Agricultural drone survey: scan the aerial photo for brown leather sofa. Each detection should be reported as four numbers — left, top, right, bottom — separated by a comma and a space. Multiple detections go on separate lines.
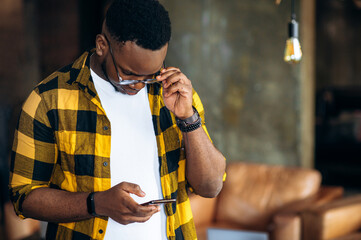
190, 162, 361, 240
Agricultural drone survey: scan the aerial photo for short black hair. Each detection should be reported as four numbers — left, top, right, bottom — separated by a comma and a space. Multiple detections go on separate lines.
105, 0, 171, 50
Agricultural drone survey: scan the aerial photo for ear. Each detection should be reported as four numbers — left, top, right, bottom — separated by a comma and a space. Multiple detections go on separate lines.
95, 34, 108, 57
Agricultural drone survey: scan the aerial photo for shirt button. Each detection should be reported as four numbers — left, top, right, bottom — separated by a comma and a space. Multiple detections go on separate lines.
103, 126, 109, 131
99, 229, 103, 234
103, 162, 108, 167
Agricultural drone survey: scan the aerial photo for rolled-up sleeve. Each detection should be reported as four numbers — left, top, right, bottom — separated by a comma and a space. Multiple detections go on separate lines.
9, 89, 57, 218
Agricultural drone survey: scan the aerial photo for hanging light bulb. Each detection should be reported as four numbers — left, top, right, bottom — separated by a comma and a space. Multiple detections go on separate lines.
284, 0, 302, 63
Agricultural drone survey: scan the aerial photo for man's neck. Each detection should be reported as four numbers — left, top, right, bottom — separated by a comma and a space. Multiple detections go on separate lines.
90, 54, 106, 81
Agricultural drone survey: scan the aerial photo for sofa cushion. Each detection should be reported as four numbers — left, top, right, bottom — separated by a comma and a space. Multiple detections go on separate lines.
215, 162, 321, 230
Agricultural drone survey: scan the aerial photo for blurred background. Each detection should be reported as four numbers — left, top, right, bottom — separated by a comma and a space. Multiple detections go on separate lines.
0, 0, 360, 239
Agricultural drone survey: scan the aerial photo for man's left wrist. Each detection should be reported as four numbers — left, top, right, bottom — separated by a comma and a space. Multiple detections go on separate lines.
87, 192, 100, 217
176, 108, 195, 120
176, 106, 202, 133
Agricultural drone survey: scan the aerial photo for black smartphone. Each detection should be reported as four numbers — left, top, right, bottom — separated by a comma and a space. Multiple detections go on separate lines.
141, 198, 176, 206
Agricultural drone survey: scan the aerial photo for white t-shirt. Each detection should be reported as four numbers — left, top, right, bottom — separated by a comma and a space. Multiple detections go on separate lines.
91, 69, 167, 240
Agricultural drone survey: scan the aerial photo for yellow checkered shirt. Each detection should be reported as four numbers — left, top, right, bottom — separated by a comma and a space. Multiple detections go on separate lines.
9, 50, 213, 239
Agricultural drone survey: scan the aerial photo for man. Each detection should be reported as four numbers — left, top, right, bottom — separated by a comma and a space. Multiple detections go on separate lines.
9, 0, 226, 239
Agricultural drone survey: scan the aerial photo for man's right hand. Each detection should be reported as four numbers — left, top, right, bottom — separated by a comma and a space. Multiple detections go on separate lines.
94, 182, 160, 225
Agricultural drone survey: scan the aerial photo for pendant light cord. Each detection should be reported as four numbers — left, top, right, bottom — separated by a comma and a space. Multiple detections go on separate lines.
291, 0, 296, 20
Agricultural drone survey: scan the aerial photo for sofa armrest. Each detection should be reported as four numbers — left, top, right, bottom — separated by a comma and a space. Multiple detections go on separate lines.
268, 186, 343, 240
270, 213, 301, 240
302, 194, 361, 240
312, 186, 344, 206
189, 193, 218, 227
276, 186, 344, 214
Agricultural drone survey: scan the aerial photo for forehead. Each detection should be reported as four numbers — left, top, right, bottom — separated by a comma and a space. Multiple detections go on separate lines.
113, 41, 168, 75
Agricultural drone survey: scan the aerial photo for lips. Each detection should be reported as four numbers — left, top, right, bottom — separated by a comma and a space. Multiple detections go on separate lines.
122, 85, 142, 95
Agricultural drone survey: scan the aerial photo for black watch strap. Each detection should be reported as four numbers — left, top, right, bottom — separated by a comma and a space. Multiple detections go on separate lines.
176, 106, 202, 133
87, 192, 99, 217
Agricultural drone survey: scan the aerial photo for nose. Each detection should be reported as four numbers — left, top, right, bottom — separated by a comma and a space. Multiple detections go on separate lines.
129, 82, 146, 90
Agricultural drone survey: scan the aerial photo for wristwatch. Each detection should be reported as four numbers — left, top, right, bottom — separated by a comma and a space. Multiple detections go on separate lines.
87, 192, 99, 217
176, 106, 202, 133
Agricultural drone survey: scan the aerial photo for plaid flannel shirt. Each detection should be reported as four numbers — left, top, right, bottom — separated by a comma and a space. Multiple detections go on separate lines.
9, 50, 216, 239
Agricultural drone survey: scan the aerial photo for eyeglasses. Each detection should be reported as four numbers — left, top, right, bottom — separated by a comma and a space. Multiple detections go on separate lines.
103, 34, 165, 86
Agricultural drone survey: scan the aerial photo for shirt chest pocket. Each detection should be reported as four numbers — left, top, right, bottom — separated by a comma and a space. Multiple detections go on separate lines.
56, 131, 96, 156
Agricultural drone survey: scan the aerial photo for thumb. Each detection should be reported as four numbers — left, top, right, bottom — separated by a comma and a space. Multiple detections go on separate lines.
121, 182, 146, 197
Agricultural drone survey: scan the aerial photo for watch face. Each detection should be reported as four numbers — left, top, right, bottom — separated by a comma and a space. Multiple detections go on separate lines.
176, 107, 202, 132
176, 115, 202, 132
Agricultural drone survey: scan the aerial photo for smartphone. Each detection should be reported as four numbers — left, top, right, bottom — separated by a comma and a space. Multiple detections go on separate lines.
141, 198, 176, 206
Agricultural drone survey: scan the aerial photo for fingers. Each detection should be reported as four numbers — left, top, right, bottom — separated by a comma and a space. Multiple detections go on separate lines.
159, 66, 194, 118
134, 204, 161, 217
163, 81, 192, 98
157, 67, 181, 81
162, 70, 192, 97
161, 66, 181, 75
117, 182, 150, 213
157, 68, 190, 88
120, 182, 145, 197
125, 201, 160, 217
123, 197, 157, 215
120, 206, 160, 225
101, 182, 163, 225
116, 191, 161, 225
112, 182, 161, 224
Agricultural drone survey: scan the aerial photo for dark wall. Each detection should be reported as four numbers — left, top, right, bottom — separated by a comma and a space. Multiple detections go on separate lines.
37, 0, 80, 78
315, 0, 361, 187
0, 0, 38, 106
0, 1, 83, 215
316, 0, 361, 89
160, 0, 302, 165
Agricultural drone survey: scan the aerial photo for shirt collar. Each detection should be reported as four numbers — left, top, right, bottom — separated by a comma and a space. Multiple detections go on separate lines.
67, 49, 98, 98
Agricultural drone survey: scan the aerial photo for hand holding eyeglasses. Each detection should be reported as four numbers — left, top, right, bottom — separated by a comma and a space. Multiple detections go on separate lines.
158, 67, 194, 120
